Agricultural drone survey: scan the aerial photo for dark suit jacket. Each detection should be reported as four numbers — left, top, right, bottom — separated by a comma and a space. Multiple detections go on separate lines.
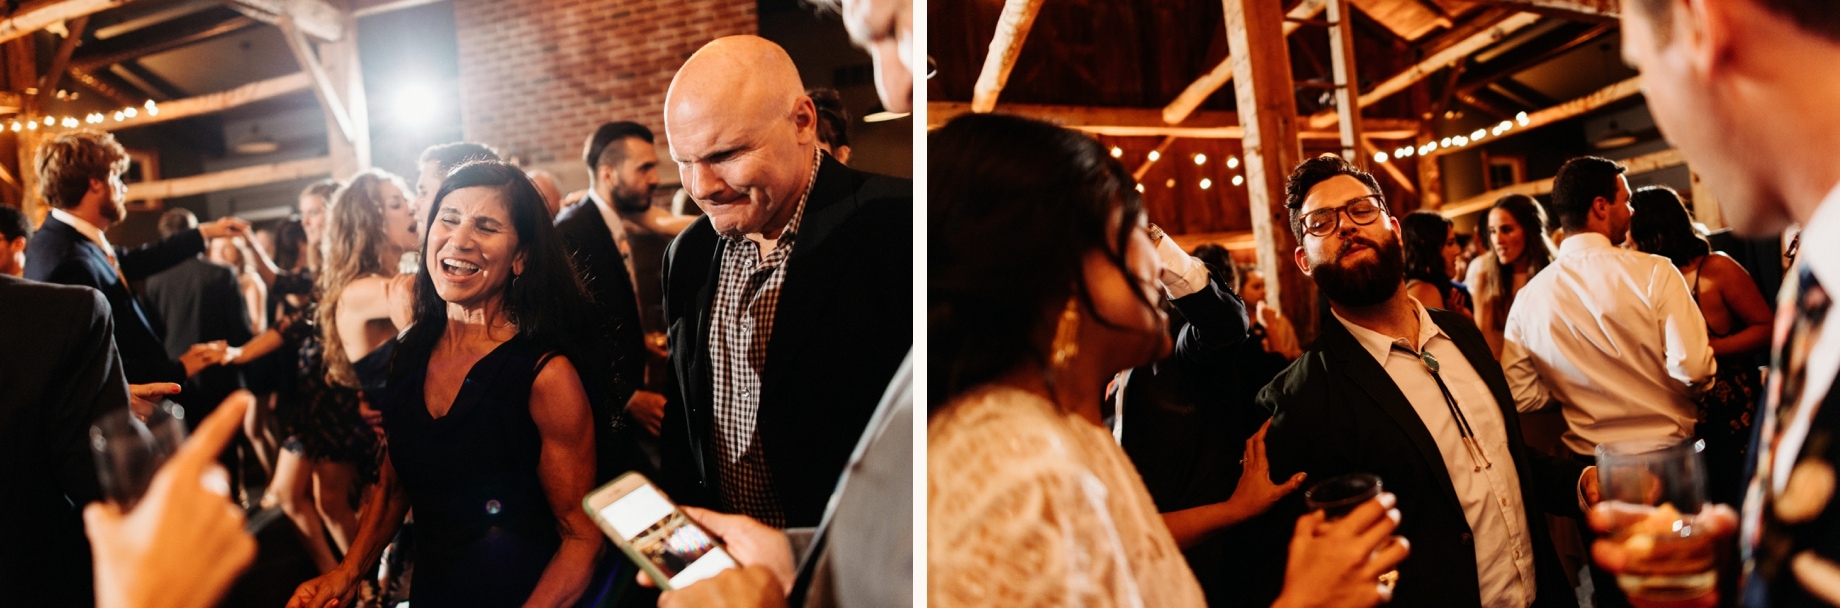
660, 156, 911, 527
141, 256, 253, 417
0, 274, 131, 606
25, 215, 205, 384
555, 197, 648, 480
1257, 308, 1586, 607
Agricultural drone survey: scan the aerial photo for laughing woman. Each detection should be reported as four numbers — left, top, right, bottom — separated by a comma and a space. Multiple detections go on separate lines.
289, 161, 604, 607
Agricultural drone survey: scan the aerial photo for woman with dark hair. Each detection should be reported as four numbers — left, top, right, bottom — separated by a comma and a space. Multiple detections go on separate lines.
929, 113, 1406, 607
1465, 193, 1557, 357
290, 160, 603, 607
809, 87, 852, 165
1401, 210, 1472, 317
1629, 185, 1771, 504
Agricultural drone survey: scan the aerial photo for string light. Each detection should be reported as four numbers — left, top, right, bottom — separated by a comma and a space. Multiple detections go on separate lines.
1111, 146, 1123, 158
1515, 111, 1530, 126
1193, 153, 1207, 165
1165, 178, 1176, 188
1199, 178, 1213, 190
1471, 129, 1487, 141
1226, 156, 1240, 169
1148, 150, 1161, 162
1231, 175, 1245, 187
1136, 183, 1145, 193
1373, 151, 1389, 163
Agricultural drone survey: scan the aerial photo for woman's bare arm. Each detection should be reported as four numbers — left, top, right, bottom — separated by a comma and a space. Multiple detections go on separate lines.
522, 355, 603, 608
286, 455, 411, 608
1706, 254, 1773, 357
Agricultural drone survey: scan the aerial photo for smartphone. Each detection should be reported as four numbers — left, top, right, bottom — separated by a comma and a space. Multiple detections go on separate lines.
583, 472, 738, 591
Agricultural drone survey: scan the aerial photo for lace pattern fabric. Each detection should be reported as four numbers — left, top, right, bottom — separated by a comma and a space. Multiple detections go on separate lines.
928, 385, 1204, 607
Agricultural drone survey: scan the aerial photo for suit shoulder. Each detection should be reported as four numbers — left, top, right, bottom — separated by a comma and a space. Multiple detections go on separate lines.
663, 216, 717, 269
0, 275, 108, 322
1257, 351, 1330, 410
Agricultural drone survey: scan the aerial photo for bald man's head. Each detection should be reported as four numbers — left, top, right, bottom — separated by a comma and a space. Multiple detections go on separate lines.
664, 36, 820, 240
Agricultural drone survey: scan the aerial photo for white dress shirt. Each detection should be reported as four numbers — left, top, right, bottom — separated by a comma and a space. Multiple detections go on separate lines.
1335, 300, 1537, 608
1765, 183, 1840, 493
1501, 232, 1717, 456
50, 207, 115, 258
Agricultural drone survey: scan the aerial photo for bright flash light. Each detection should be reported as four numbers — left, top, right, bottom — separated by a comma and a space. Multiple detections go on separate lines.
394, 84, 441, 127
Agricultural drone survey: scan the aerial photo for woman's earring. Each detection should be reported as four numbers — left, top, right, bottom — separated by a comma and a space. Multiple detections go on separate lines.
1050, 297, 1080, 369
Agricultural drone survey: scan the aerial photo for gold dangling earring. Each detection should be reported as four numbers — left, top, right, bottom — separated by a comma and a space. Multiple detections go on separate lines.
1050, 296, 1080, 369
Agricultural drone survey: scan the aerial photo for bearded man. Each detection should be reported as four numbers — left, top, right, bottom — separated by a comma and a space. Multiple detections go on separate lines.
1252, 155, 1595, 608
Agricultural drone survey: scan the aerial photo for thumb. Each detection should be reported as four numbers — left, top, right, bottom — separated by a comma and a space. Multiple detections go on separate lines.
1279, 473, 1308, 494
82, 502, 120, 542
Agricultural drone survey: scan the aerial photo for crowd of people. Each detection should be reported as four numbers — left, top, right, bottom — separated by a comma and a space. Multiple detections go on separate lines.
927, 1, 1839, 607
1, 0, 915, 602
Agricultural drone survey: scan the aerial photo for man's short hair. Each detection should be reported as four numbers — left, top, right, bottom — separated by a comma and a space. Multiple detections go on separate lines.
1550, 156, 1627, 231
36, 130, 129, 210
809, 87, 851, 150
418, 142, 501, 174
158, 207, 197, 238
583, 121, 656, 173
301, 178, 340, 202
0, 204, 30, 242
1283, 154, 1382, 241
1633, 0, 1840, 44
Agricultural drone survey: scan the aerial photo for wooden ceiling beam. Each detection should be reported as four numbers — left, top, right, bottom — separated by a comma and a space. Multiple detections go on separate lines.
1161, 0, 1326, 125
0, 0, 139, 46
1305, 11, 1542, 130
1429, 75, 1640, 157
125, 156, 331, 201
226, 0, 345, 41
279, 15, 356, 143
1438, 148, 1682, 218
71, 9, 257, 72
928, 102, 1420, 138
1456, 21, 1615, 96
37, 16, 88, 105
110, 72, 311, 131
969, 0, 1044, 114
1482, 0, 1617, 21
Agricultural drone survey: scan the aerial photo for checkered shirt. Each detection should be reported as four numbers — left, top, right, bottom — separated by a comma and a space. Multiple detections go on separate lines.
705, 148, 821, 527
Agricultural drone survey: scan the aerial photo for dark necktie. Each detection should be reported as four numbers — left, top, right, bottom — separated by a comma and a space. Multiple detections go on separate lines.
1741, 265, 1831, 591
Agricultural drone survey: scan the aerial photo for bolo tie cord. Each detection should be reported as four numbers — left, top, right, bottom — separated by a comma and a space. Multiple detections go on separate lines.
1393, 342, 1494, 472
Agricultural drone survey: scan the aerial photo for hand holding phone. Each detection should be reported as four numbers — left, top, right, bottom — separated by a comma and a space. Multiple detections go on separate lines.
584, 473, 741, 590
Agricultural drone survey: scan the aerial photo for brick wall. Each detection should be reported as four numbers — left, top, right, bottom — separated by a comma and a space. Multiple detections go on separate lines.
452, 0, 756, 187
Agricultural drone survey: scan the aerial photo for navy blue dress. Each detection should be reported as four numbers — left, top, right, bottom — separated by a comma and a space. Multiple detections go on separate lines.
377, 334, 562, 606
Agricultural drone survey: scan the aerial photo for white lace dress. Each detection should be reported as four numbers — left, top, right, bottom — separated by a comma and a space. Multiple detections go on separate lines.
928, 385, 1206, 607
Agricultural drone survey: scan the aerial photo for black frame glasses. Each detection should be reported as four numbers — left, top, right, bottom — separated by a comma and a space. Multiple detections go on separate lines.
1296, 195, 1387, 238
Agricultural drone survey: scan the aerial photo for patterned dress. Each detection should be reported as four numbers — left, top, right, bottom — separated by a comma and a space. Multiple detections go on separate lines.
273, 270, 379, 473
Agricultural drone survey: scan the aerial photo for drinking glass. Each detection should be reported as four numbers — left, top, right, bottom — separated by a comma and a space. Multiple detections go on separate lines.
90, 400, 187, 511
1596, 438, 1716, 603
1305, 473, 1382, 520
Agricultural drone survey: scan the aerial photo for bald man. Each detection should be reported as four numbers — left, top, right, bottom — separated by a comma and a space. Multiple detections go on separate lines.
657, 35, 911, 529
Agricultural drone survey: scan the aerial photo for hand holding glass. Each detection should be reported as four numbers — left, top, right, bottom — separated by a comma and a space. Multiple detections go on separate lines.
1595, 438, 1717, 605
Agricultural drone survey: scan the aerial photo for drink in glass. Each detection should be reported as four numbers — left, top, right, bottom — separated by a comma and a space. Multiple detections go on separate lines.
1596, 438, 1716, 604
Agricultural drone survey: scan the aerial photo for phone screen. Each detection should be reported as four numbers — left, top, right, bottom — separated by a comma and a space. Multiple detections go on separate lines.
598, 483, 737, 588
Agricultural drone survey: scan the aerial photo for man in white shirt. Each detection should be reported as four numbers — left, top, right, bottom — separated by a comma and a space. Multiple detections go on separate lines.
1262, 154, 1592, 607
1502, 156, 1717, 456
1501, 155, 1716, 607
1591, 1, 1840, 605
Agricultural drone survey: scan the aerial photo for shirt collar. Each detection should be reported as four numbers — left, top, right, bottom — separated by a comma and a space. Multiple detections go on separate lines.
1800, 181, 1840, 292
1557, 231, 1614, 256
50, 207, 113, 253
1332, 297, 1447, 365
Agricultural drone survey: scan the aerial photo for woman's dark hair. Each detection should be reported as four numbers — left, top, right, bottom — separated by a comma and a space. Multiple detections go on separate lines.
930, 113, 1147, 411
1190, 243, 1238, 294
1628, 185, 1710, 267
1476, 193, 1556, 326
392, 160, 597, 382
1401, 210, 1454, 284
272, 216, 309, 271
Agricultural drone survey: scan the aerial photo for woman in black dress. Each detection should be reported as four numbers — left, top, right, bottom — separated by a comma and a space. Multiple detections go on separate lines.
289, 161, 604, 606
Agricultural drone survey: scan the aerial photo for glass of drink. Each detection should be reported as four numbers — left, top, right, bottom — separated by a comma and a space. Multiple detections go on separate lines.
90, 400, 187, 511
1596, 438, 1716, 604
1305, 473, 1382, 520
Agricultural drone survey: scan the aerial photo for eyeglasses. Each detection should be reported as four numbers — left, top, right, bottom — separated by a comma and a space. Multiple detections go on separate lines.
1296, 195, 1387, 238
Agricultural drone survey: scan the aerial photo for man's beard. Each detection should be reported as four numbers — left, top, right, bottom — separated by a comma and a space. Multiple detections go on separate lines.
611, 184, 652, 214
1310, 234, 1405, 307
100, 196, 125, 224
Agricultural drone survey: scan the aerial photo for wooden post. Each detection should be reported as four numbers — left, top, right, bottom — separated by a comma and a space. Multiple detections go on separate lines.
9, 37, 38, 220
970, 0, 1044, 114
1305, 11, 1541, 130
283, 4, 369, 179
1162, 0, 1326, 125
1223, 0, 1313, 341
1691, 170, 1725, 230
1326, 0, 1363, 163
1417, 133, 1444, 209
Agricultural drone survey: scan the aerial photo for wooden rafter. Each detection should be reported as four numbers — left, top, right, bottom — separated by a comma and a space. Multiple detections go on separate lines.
1429, 76, 1641, 158
37, 15, 88, 103
1326, 0, 1363, 162
66, 66, 138, 106
227, 0, 345, 41
1484, 0, 1617, 21
1438, 148, 1684, 218
970, 0, 1045, 113
125, 156, 331, 201
1361, 137, 1416, 196
352, 0, 442, 17
111, 72, 312, 131
1305, 11, 1543, 130
1161, 0, 1325, 125
0, 0, 137, 46
1132, 135, 1178, 182
928, 102, 1419, 139
72, 11, 258, 72
279, 15, 356, 143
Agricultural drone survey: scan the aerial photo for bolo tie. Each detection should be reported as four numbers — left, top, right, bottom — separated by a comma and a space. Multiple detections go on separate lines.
1391, 340, 1494, 472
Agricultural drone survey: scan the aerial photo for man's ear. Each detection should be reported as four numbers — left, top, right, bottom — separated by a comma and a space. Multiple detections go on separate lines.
595, 164, 617, 187
791, 96, 818, 144
1592, 195, 1613, 222
87, 178, 108, 198
1293, 246, 1312, 277
1683, 0, 1734, 74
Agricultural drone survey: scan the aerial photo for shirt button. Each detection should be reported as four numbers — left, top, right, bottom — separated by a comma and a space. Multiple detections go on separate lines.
740, 389, 750, 397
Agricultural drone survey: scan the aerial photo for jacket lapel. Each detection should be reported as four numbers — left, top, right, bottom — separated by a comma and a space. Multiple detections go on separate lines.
1320, 317, 1468, 515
